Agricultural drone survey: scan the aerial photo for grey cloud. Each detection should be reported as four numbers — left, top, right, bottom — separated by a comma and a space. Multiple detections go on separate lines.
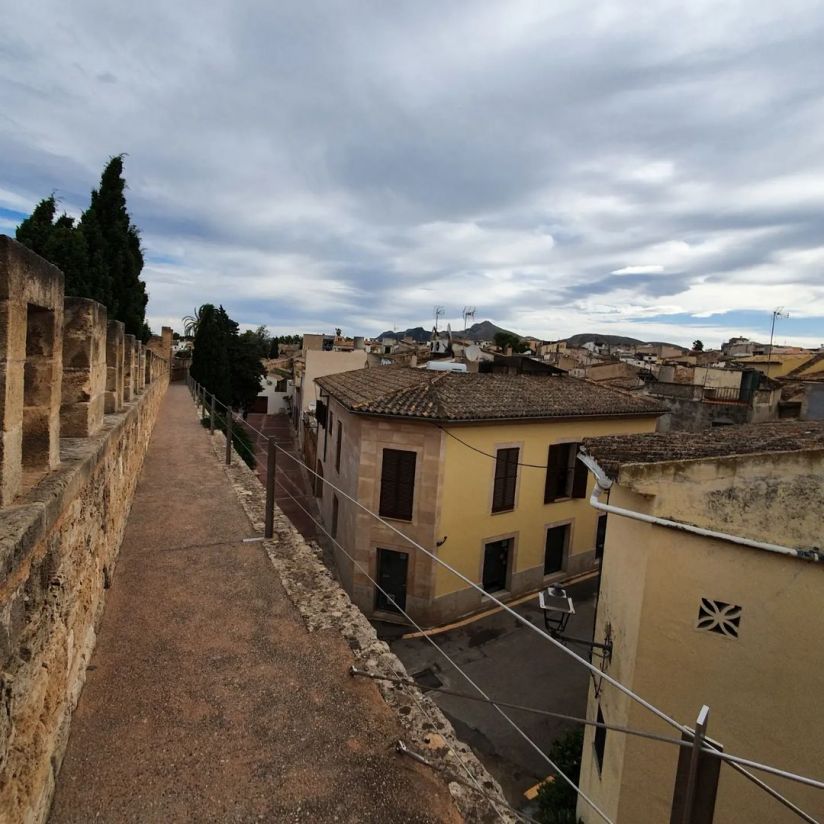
2, 0, 824, 345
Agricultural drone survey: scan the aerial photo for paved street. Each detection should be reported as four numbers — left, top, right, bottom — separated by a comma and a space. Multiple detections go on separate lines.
387, 577, 599, 807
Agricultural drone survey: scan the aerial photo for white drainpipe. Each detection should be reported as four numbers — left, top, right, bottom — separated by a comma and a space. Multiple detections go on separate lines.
577, 453, 822, 564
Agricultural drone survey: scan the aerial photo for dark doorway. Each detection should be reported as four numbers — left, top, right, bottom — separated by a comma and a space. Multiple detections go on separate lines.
376, 548, 408, 613
483, 538, 511, 593
249, 395, 268, 414
545, 524, 569, 574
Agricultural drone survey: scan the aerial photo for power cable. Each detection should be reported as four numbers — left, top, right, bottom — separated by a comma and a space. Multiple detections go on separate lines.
350, 669, 824, 791
268, 477, 532, 824
271, 469, 614, 823
192, 379, 824, 822
438, 425, 554, 469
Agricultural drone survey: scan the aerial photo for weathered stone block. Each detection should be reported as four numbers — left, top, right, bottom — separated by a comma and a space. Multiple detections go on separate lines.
123, 334, 135, 403
104, 321, 125, 414
0, 299, 27, 363
0, 365, 168, 823
61, 298, 107, 438
0, 426, 22, 505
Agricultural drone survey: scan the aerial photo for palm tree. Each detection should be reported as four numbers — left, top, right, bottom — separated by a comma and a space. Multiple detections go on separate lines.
182, 305, 206, 337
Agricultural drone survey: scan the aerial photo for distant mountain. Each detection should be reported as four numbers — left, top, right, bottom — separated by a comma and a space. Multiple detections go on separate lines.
564, 333, 686, 351
565, 333, 644, 348
376, 326, 431, 342
376, 320, 518, 343
457, 320, 518, 341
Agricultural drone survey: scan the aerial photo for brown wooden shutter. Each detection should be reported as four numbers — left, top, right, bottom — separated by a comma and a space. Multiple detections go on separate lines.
545, 444, 566, 502
571, 444, 588, 498
493, 447, 519, 512
380, 449, 416, 520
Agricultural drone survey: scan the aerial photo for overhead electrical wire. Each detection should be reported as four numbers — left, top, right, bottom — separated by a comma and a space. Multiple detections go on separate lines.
191, 379, 824, 823
270, 471, 572, 824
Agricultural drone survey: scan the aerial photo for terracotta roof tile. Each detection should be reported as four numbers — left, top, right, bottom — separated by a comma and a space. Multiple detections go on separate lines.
583, 420, 824, 479
315, 367, 666, 422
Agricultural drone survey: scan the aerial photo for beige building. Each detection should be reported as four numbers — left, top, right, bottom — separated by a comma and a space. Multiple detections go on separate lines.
292, 348, 367, 441
576, 421, 824, 823
313, 367, 663, 626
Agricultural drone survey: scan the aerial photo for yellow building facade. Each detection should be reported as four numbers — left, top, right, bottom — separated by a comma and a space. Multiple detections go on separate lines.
315, 367, 662, 626
577, 422, 824, 823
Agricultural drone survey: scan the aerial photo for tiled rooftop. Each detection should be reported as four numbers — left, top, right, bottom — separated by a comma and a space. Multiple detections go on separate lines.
583, 420, 824, 479
316, 367, 666, 422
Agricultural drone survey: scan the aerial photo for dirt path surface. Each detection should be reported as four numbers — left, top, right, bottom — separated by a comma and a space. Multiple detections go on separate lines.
49, 384, 462, 824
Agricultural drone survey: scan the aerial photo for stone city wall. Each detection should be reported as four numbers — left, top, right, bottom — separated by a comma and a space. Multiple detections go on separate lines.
0, 236, 172, 823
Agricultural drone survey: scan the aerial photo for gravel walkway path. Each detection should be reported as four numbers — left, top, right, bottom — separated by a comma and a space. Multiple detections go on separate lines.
49, 383, 461, 824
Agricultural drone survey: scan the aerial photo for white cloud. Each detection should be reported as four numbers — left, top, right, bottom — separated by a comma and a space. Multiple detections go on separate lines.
2, 0, 824, 347
611, 264, 665, 275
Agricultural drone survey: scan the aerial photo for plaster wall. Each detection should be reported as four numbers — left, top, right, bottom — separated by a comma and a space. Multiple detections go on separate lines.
299, 350, 367, 413
319, 403, 658, 626
578, 465, 824, 823
433, 416, 658, 622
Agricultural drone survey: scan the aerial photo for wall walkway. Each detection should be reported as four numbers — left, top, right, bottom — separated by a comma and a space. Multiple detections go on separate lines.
48, 384, 462, 823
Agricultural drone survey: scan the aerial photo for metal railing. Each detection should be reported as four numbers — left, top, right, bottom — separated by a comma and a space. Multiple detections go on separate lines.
183, 372, 824, 824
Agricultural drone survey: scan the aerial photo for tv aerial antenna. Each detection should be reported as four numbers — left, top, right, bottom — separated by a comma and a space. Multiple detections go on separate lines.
462, 306, 476, 331
434, 305, 445, 332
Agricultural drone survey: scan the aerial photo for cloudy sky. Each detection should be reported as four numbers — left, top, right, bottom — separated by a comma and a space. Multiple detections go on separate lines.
2, 1, 823, 347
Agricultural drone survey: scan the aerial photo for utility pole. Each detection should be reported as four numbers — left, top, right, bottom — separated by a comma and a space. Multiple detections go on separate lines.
767, 307, 789, 378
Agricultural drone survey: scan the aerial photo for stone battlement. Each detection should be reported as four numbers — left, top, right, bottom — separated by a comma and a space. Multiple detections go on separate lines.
0, 235, 171, 823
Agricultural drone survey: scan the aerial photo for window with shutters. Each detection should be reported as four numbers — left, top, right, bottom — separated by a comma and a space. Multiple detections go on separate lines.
379, 449, 416, 521
335, 420, 343, 472
492, 447, 519, 513
545, 442, 587, 502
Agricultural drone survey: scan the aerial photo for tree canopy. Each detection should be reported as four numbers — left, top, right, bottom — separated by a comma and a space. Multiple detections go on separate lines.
16, 156, 150, 340
692, 339, 705, 352
494, 330, 530, 354
188, 304, 265, 410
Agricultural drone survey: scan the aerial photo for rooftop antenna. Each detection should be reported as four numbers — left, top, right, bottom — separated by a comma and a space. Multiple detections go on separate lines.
434, 305, 445, 333
462, 306, 476, 332
767, 307, 789, 378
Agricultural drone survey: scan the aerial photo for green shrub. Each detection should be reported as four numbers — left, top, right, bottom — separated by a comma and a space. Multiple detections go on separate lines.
201, 415, 256, 470
535, 727, 585, 824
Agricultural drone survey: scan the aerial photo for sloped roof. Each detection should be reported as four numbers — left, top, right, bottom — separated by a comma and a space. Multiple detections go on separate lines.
583, 420, 824, 479
315, 367, 666, 423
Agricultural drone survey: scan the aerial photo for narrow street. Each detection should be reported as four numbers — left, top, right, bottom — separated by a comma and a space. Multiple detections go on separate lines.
387, 577, 599, 808
242, 411, 320, 541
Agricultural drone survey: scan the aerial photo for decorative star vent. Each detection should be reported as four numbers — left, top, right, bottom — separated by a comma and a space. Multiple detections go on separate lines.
696, 598, 742, 639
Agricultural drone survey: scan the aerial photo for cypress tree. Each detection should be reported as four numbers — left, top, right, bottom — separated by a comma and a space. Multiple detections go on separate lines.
16, 197, 91, 296
16, 196, 57, 255
190, 304, 233, 406
80, 156, 147, 336
16, 156, 149, 338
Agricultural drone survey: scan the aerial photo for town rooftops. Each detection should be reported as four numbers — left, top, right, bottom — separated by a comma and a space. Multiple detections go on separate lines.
583, 420, 824, 480
315, 366, 666, 423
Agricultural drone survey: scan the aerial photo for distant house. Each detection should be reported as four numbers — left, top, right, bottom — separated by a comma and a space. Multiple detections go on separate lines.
577, 422, 824, 824
313, 367, 664, 626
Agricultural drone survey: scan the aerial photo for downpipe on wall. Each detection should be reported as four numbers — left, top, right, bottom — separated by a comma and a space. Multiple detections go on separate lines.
577, 452, 821, 564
